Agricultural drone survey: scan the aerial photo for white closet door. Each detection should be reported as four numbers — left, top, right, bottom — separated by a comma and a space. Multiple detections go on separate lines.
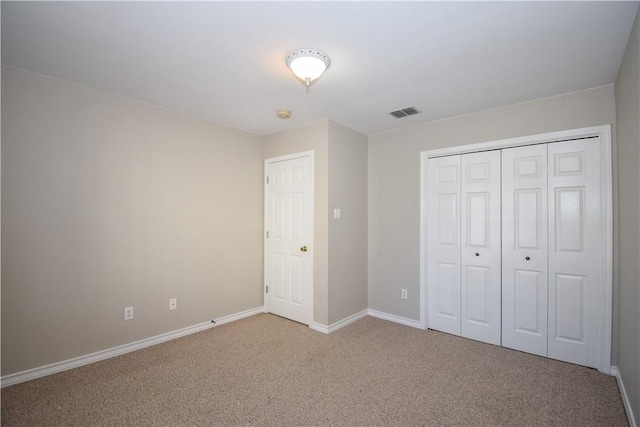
502, 144, 548, 356
460, 151, 502, 345
427, 155, 461, 335
547, 138, 601, 369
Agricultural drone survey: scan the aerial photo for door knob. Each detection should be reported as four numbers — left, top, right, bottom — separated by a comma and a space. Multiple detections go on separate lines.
301, 246, 308, 252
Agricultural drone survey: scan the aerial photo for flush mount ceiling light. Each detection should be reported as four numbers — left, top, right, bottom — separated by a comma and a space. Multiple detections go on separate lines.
286, 48, 331, 90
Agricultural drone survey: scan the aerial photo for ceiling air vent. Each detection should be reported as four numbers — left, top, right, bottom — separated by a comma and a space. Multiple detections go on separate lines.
388, 106, 421, 119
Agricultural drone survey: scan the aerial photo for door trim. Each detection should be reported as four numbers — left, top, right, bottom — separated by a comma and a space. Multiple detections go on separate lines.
420, 125, 613, 374
264, 150, 315, 326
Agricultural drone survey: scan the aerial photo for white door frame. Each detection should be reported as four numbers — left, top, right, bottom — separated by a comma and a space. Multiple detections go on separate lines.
264, 150, 315, 326
419, 125, 613, 374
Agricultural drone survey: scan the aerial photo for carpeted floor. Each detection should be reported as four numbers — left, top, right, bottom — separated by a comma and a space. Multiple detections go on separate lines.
1, 314, 628, 426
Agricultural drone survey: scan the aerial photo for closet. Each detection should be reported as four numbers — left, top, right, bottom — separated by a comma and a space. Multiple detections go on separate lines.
426, 136, 605, 370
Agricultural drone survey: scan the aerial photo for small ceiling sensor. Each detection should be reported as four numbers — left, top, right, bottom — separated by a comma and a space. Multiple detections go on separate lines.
277, 109, 291, 119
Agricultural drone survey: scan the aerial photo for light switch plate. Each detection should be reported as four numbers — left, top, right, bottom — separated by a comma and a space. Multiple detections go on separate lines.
333, 208, 341, 219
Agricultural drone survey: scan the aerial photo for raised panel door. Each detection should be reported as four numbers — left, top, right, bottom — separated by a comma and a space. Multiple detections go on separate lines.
502, 144, 548, 356
547, 138, 601, 369
460, 151, 501, 345
427, 155, 461, 335
265, 155, 312, 325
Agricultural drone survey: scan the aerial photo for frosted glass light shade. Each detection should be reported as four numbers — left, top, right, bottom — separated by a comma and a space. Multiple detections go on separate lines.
286, 49, 331, 88
289, 57, 326, 81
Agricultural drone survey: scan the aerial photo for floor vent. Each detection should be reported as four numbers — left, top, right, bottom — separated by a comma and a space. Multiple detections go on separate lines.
388, 106, 421, 119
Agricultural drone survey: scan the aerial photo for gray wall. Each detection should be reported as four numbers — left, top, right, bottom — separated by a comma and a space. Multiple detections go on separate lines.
368, 85, 617, 322
328, 121, 368, 325
1, 67, 265, 375
615, 6, 640, 422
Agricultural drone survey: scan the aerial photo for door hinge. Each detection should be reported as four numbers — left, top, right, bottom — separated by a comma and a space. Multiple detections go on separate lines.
266, 231, 269, 239
266, 176, 269, 184
265, 285, 269, 294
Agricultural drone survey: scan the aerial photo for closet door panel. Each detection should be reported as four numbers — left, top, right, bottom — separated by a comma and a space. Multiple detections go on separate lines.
547, 138, 601, 369
514, 269, 544, 334
461, 151, 501, 345
427, 155, 461, 335
502, 145, 548, 356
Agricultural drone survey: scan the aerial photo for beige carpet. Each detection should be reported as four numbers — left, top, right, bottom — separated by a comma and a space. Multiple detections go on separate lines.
1, 314, 628, 426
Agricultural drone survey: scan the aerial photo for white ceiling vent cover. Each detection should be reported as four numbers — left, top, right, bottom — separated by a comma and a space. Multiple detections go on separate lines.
388, 106, 421, 119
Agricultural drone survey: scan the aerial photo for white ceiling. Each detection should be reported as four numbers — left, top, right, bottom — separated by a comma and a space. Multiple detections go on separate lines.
2, 1, 638, 136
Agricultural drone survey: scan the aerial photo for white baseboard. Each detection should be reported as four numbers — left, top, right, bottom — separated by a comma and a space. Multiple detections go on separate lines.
611, 365, 638, 427
309, 309, 368, 334
214, 306, 265, 326
1, 306, 264, 388
367, 309, 423, 329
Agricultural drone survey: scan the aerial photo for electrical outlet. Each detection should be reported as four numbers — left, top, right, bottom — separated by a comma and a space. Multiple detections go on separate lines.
169, 298, 177, 310
401, 289, 408, 299
124, 306, 134, 320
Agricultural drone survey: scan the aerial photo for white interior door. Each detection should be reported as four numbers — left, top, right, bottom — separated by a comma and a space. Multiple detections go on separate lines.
265, 153, 312, 325
460, 151, 502, 345
502, 144, 548, 357
427, 155, 461, 335
547, 138, 601, 368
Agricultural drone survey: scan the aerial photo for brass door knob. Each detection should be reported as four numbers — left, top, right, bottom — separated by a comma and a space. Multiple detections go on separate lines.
301, 246, 308, 252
